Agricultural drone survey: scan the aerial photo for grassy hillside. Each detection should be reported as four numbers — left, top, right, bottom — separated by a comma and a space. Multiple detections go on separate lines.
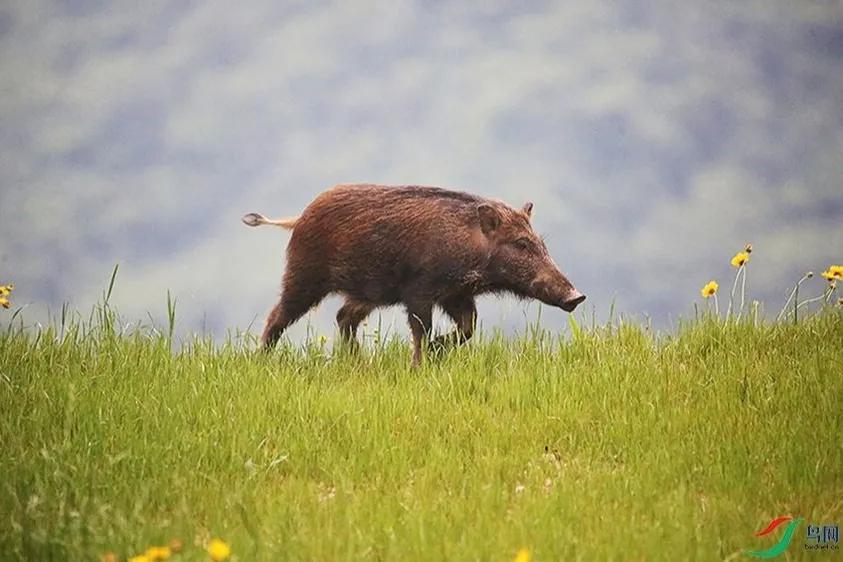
1, 307, 841, 561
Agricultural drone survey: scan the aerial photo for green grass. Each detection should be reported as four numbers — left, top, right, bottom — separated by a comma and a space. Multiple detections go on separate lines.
1, 305, 841, 561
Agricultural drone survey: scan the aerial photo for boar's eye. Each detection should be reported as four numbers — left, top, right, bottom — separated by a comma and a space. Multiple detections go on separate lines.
514, 238, 533, 252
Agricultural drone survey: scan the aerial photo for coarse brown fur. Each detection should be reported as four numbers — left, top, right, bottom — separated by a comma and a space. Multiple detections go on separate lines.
244, 184, 585, 365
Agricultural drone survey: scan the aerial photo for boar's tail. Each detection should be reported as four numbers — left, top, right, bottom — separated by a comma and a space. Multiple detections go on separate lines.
241, 212, 299, 230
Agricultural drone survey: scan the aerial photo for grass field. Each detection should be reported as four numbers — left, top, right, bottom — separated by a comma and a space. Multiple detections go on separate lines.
1, 300, 842, 561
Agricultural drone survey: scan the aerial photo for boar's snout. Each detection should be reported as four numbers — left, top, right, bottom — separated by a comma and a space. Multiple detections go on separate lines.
560, 290, 586, 312
529, 263, 586, 313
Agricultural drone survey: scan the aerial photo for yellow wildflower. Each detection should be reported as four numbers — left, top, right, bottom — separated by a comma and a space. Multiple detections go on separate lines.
514, 548, 531, 562
0, 283, 13, 308
129, 556, 151, 562
821, 270, 835, 282
145, 545, 172, 560
731, 251, 749, 268
700, 280, 718, 298
828, 265, 843, 279
207, 538, 231, 561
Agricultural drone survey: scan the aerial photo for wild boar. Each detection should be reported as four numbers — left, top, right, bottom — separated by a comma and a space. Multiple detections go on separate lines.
243, 184, 585, 364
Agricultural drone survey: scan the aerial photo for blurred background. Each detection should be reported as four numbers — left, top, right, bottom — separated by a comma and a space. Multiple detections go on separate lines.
1, 0, 842, 341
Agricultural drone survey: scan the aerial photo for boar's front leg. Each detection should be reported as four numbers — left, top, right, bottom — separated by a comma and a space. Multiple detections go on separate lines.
431, 296, 476, 352
405, 300, 433, 366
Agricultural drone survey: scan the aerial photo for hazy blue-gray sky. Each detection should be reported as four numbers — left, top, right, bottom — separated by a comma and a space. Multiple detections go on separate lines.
1, 0, 842, 341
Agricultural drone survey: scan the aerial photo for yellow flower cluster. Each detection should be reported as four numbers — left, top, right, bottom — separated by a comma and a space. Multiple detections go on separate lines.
514, 547, 532, 562
820, 265, 843, 283
104, 538, 185, 562
207, 538, 231, 561
730, 251, 749, 268
700, 280, 719, 298
0, 283, 13, 309
103, 535, 230, 561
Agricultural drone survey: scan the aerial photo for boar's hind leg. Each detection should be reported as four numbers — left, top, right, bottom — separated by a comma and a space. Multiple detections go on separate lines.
336, 298, 374, 347
431, 296, 476, 351
261, 279, 327, 349
405, 301, 433, 367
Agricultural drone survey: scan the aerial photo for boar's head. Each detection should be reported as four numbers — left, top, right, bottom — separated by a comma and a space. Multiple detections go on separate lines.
478, 201, 585, 312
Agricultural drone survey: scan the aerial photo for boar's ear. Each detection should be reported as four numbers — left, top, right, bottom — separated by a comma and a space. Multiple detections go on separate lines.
522, 202, 533, 219
477, 204, 500, 234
